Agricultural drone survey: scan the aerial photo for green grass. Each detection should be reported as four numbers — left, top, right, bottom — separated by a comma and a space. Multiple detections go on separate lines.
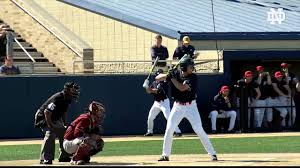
0, 136, 300, 161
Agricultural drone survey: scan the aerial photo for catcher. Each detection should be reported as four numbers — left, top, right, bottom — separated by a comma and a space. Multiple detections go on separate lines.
63, 101, 105, 165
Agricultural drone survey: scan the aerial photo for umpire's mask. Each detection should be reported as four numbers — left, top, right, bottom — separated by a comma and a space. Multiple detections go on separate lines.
64, 82, 80, 102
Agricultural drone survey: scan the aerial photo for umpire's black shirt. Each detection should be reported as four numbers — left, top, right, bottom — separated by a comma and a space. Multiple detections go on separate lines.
39, 91, 72, 122
168, 71, 197, 103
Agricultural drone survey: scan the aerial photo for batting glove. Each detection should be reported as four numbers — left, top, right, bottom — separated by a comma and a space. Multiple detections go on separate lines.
143, 79, 149, 89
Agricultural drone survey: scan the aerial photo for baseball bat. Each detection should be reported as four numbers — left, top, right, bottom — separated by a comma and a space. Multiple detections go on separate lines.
171, 54, 190, 70
146, 56, 160, 80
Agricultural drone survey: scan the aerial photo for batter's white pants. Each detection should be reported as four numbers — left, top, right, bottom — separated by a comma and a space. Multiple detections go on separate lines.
209, 110, 237, 131
162, 100, 216, 157
278, 96, 296, 127
147, 98, 181, 134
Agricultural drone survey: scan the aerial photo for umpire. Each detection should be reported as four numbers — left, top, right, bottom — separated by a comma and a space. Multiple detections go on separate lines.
34, 82, 80, 164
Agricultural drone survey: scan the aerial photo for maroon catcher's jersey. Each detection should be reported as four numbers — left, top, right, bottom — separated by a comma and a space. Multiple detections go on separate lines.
64, 113, 96, 140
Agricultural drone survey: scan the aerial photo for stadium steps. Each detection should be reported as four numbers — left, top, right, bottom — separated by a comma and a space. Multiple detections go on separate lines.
1, 21, 63, 74
13, 42, 31, 47
14, 62, 56, 67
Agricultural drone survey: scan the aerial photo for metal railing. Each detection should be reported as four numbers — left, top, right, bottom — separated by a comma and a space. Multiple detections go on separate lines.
72, 59, 220, 74
11, 0, 86, 58
234, 85, 297, 132
14, 36, 36, 73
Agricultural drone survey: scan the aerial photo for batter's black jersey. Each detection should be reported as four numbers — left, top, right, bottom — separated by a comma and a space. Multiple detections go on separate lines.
173, 45, 195, 60
39, 91, 72, 122
168, 71, 197, 103
237, 78, 259, 99
150, 81, 168, 101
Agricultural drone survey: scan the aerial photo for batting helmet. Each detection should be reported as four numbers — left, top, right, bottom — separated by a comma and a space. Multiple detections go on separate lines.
179, 57, 194, 72
64, 82, 80, 101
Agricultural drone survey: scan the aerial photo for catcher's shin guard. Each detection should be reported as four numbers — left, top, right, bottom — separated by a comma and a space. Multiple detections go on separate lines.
72, 143, 91, 161
89, 138, 104, 156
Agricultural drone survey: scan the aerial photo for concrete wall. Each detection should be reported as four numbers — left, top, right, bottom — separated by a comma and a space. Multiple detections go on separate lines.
17, 0, 223, 73
0, 74, 225, 139
31, 0, 179, 62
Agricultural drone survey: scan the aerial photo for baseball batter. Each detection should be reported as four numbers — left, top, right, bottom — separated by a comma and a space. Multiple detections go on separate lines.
155, 57, 217, 161
143, 69, 182, 136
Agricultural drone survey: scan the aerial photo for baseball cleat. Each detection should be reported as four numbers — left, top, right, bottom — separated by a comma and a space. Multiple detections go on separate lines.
158, 156, 169, 161
76, 160, 85, 165
144, 132, 153, 136
211, 130, 217, 134
174, 132, 182, 137
211, 155, 218, 161
40, 160, 52, 164
58, 157, 71, 162
84, 157, 91, 163
70, 160, 76, 165
70, 160, 85, 165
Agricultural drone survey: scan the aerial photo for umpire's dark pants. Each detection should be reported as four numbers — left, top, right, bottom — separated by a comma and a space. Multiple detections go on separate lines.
40, 120, 69, 161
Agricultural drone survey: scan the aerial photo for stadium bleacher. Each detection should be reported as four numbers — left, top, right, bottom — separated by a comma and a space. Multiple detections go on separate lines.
0, 19, 63, 74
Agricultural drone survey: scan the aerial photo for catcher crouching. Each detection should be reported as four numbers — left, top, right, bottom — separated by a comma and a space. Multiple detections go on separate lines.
63, 101, 105, 165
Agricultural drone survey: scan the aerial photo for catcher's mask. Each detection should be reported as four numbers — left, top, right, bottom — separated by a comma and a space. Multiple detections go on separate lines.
89, 101, 105, 123
64, 82, 80, 101
179, 57, 194, 72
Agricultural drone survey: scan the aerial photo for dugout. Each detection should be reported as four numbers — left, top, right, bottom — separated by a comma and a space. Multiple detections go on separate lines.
223, 50, 300, 132
223, 50, 300, 83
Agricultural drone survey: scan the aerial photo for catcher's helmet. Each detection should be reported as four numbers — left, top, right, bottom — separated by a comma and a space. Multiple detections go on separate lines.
89, 101, 105, 113
89, 101, 105, 124
64, 82, 80, 101
179, 57, 194, 72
